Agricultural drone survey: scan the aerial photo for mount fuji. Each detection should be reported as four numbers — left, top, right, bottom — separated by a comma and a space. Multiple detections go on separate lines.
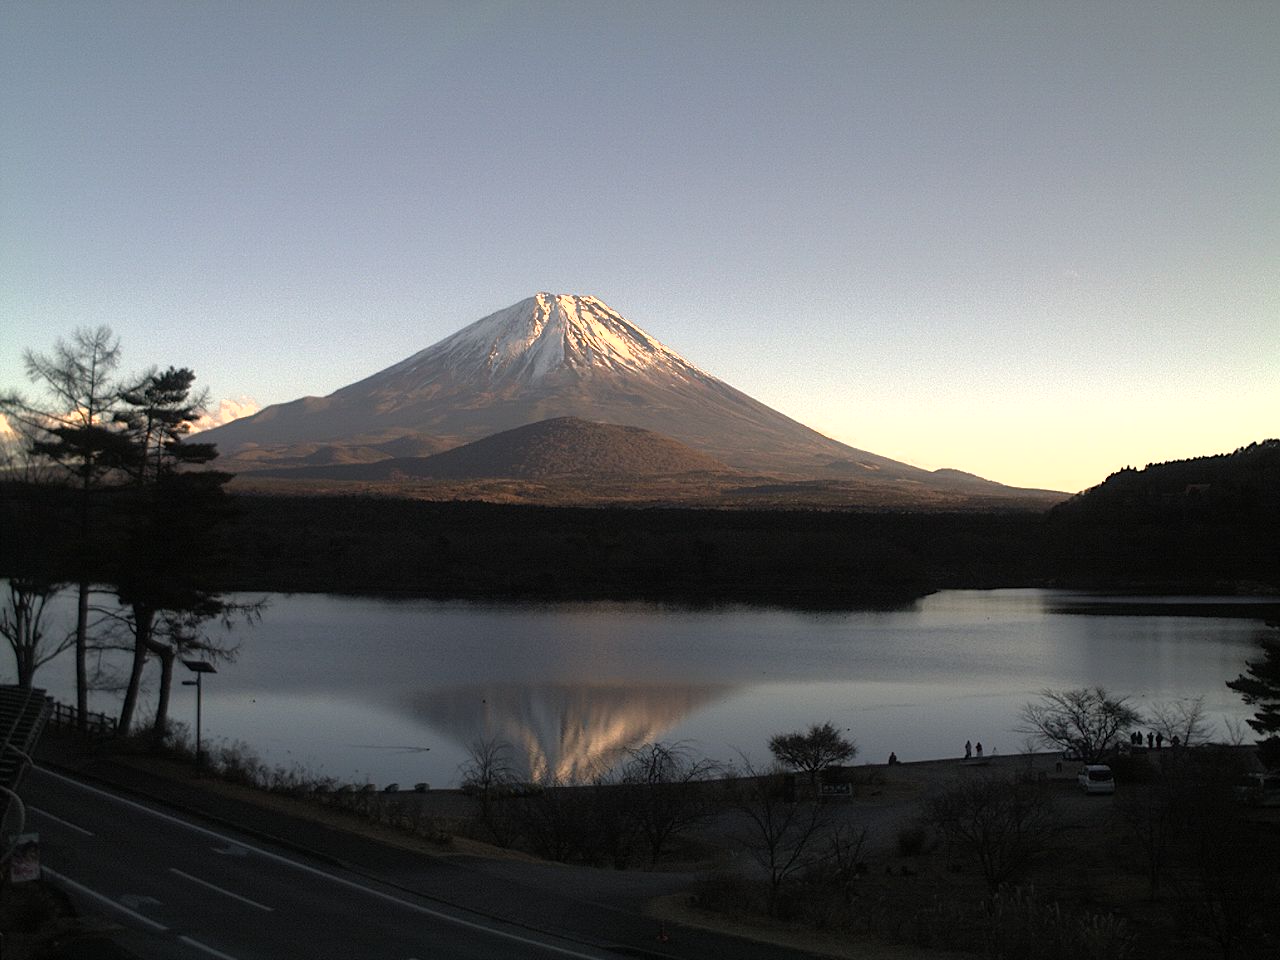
202, 293, 1061, 505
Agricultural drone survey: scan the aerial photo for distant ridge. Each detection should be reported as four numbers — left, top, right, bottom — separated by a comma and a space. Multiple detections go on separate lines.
258, 417, 734, 482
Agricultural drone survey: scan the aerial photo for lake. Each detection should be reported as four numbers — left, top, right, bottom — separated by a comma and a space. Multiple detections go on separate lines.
23, 588, 1277, 788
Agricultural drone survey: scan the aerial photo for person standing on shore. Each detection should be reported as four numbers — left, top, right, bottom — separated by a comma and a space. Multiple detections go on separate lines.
975, 742, 983, 757
965, 740, 972, 759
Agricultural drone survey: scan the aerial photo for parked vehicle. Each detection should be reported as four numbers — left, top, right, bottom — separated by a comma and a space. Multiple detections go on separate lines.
1077, 764, 1115, 795
1234, 772, 1280, 807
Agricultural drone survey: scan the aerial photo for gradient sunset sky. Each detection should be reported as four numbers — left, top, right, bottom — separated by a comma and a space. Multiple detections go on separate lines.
3, 2, 1276, 493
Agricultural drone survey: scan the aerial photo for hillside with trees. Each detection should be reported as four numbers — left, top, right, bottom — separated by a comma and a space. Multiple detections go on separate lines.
1053, 440, 1279, 522
1042, 441, 1280, 591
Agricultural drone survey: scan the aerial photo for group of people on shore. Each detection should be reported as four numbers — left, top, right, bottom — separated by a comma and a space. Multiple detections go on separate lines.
1130, 730, 1180, 749
936, 731, 1181, 764
886, 740, 986, 765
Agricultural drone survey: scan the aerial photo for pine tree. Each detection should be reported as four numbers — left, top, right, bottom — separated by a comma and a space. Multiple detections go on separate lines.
110, 368, 244, 737
114, 366, 217, 482
1226, 627, 1280, 768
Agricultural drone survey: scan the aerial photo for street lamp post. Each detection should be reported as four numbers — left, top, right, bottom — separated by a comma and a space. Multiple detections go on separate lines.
181, 660, 216, 771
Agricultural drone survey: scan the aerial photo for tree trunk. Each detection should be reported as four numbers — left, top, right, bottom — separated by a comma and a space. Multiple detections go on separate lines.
17, 645, 34, 689
76, 457, 93, 729
75, 579, 89, 728
117, 604, 153, 734
148, 640, 175, 744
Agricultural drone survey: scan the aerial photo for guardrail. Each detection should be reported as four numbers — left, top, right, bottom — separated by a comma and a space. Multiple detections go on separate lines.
47, 701, 117, 739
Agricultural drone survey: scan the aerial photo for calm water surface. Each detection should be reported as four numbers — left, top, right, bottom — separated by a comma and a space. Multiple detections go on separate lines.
29, 589, 1276, 788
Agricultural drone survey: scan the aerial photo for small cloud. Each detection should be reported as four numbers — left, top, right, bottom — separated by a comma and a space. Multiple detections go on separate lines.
190, 397, 259, 433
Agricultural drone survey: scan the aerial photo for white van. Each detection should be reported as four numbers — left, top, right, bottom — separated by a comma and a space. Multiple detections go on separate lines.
1077, 764, 1115, 795
1234, 772, 1280, 807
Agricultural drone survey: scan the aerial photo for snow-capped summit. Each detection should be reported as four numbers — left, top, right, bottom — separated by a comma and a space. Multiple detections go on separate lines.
387, 293, 709, 388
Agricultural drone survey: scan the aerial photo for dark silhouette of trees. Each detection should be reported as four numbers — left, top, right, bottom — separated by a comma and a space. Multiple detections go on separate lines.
728, 756, 831, 914
1, 326, 128, 722
1045, 440, 1280, 591
104, 365, 250, 736
1147, 694, 1212, 748
1165, 750, 1280, 959
1226, 626, 1280, 768
113, 459, 248, 733
1114, 752, 1197, 898
0, 578, 71, 688
1018, 687, 1143, 762
114, 366, 217, 482
768, 721, 857, 785
458, 736, 521, 845
3, 332, 254, 738
925, 773, 1057, 890
619, 741, 718, 864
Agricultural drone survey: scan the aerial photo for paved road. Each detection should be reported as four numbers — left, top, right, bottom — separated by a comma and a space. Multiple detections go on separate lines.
27, 766, 621, 960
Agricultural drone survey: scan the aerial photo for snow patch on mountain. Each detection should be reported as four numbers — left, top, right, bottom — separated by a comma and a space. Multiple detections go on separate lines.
386, 293, 713, 387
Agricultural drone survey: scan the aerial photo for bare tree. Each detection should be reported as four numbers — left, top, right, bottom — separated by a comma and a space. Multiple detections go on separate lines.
620, 741, 718, 864
0, 418, 58, 484
768, 721, 857, 785
925, 773, 1057, 890
458, 736, 527, 847
460, 738, 518, 811
0, 579, 71, 688
1018, 687, 1143, 762
1115, 768, 1187, 896
816, 822, 870, 905
513, 771, 599, 863
1219, 715, 1252, 747
580, 768, 641, 869
1148, 695, 1211, 748
728, 755, 831, 914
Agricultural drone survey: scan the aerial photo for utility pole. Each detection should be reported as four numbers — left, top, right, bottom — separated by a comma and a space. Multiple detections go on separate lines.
181, 660, 216, 770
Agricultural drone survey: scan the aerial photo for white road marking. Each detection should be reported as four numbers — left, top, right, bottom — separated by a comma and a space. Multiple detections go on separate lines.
41, 867, 168, 932
178, 934, 243, 960
120, 894, 162, 910
31, 805, 96, 836
169, 867, 274, 912
35, 766, 611, 960
44, 865, 244, 960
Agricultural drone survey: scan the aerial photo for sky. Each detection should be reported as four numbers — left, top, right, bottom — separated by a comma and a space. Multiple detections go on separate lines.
2, 1, 1276, 493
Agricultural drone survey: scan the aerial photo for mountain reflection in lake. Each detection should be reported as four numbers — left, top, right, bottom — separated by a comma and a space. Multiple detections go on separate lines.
409, 683, 731, 782
24, 589, 1277, 788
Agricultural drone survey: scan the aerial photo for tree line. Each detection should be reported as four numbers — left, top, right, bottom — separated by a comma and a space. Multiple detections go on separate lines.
0, 326, 258, 738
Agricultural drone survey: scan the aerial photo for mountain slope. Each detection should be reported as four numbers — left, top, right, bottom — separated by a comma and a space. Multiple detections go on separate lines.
260, 417, 734, 481
202, 293, 1059, 504
202, 294, 916, 478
